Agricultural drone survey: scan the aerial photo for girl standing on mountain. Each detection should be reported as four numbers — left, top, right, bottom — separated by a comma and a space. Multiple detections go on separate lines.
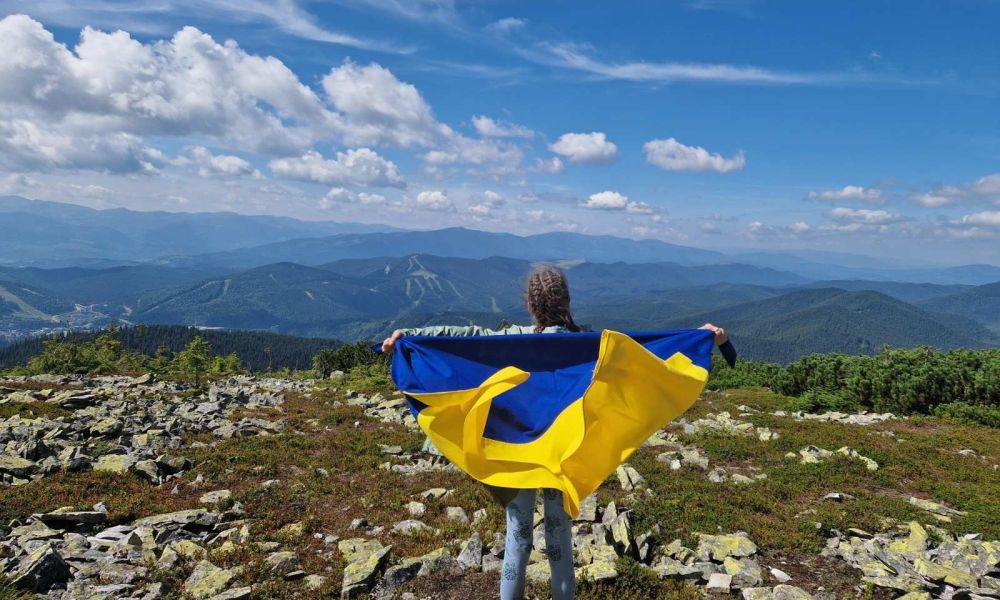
381, 265, 728, 600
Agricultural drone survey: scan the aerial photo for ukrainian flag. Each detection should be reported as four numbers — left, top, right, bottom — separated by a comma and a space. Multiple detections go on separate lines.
390, 329, 714, 518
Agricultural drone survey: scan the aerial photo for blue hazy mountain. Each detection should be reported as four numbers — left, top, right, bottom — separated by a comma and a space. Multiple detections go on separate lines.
0, 254, 996, 361
169, 228, 729, 270
0, 196, 396, 266
919, 281, 1000, 334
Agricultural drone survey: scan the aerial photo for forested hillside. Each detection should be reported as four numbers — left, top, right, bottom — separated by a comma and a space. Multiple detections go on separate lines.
0, 324, 340, 372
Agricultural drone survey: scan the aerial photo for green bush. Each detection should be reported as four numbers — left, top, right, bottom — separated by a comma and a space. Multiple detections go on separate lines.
311, 341, 386, 378
706, 355, 789, 391
20, 326, 244, 382
777, 347, 999, 414
785, 388, 860, 413
933, 402, 1000, 428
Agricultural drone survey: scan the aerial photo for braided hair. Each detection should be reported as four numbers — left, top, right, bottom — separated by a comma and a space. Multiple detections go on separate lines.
526, 266, 582, 333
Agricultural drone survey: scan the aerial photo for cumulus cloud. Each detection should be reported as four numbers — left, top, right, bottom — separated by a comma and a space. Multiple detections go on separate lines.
322, 60, 446, 148
532, 156, 565, 174
0, 16, 527, 181
549, 132, 617, 165
643, 138, 745, 173
465, 190, 507, 217
269, 148, 405, 187
580, 190, 655, 214
420, 136, 524, 177
827, 207, 901, 225
189, 147, 260, 178
808, 185, 882, 203
472, 116, 534, 138
319, 187, 388, 209
913, 173, 1000, 207
582, 190, 629, 210
0, 120, 163, 174
961, 210, 1000, 228
0, 16, 336, 156
415, 190, 454, 211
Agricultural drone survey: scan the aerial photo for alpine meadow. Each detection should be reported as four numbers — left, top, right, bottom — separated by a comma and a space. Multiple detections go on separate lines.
0, 3, 997, 600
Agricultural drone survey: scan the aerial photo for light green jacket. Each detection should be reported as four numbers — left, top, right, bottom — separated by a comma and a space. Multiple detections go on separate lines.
399, 324, 567, 337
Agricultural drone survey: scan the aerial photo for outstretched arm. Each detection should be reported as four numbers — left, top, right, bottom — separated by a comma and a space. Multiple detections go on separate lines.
699, 323, 728, 346
700, 322, 738, 367
380, 324, 501, 353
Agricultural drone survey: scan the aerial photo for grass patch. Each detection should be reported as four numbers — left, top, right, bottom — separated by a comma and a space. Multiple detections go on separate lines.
1, 377, 996, 599
0, 401, 71, 420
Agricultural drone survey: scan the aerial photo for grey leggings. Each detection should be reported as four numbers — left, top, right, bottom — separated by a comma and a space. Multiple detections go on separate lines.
500, 488, 575, 600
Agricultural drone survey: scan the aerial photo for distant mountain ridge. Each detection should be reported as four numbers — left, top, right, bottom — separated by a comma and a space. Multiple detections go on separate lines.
166, 227, 728, 270
5, 196, 999, 285
1, 255, 994, 362
0, 195, 395, 266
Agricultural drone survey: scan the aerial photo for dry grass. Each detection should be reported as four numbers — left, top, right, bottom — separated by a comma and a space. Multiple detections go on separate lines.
0, 381, 996, 598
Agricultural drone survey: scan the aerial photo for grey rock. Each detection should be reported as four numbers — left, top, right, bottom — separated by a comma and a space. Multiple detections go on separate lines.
11, 543, 71, 593
457, 532, 483, 570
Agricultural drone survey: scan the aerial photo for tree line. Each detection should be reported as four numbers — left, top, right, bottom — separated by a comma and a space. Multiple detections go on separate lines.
0, 324, 341, 372
708, 346, 999, 426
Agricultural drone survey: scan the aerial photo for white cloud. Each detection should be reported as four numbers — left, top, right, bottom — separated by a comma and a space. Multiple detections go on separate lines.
472, 116, 534, 138
466, 190, 507, 217
580, 190, 655, 215
643, 138, 745, 173
625, 201, 655, 215
827, 207, 901, 224
0, 172, 39, 193
322, 60, 446, 148
421, 137, 524, 175
415, 190, 454, 211
0, 16, 526, 183
748, 220, 813, 238
961, 210, 1000, 228
549, 132, 617, 165
913, 173, 1000, 207
525, 41, 841, 85
190, 147, 260, 178
808, 185, 882, 203
789, 221, 812, 235
269, 148, 405, 187
319, 186, 388, 209
482, 190, 505, 207
0, 0, 409, 53
582, 190, 629, 210
0, 120, 162, 173
532, 156, 565, 174
0, 15, 331, 164
485, 17, 526, 34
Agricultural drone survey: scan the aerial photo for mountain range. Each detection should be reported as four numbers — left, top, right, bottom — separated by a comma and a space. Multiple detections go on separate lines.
1, 254, 997, 362
2, 196, 998, 362
4, 196, 1000, 285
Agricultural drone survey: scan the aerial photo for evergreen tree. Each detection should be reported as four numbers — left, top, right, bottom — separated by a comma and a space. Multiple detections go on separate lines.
312, 348, 339, 378
174, 336, 212, 386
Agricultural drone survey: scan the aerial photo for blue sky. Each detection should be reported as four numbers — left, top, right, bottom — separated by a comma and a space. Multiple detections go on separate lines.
0, 1, 998, 264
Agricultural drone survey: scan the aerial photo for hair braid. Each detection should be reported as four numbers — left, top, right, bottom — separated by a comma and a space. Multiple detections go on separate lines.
526, 266, 582, 333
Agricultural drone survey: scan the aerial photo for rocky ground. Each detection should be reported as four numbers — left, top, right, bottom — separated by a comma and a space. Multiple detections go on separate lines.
0, 374, 996, 599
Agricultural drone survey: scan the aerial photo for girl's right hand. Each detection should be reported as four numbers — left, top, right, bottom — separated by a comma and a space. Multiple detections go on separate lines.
381, 330, 404, 354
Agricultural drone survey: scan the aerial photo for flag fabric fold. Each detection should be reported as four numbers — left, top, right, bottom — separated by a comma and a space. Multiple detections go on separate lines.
389, 328, 714, 517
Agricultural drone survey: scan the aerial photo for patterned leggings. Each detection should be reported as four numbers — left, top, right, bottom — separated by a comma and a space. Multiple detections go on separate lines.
500, 488, 575, 600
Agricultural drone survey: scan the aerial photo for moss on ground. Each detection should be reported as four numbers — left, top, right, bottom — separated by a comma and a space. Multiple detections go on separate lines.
0, 381, 996, 599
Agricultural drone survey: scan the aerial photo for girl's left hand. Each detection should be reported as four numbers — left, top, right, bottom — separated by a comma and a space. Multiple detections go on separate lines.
700, 323, 728, 347
381, 330, 403, 354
